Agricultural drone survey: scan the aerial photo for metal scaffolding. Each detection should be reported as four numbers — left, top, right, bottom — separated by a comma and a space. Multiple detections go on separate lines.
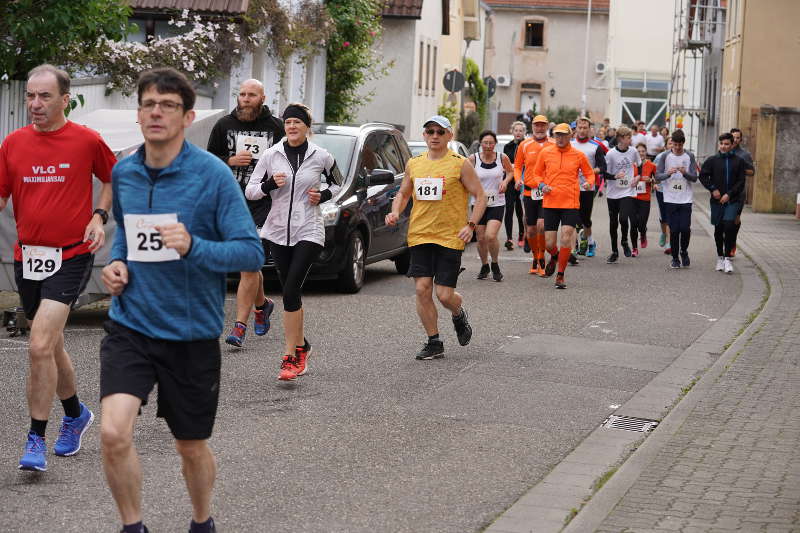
668, 0, 726, 157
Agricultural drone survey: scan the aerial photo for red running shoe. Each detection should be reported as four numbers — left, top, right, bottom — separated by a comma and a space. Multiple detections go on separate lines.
295, 339, 312, 376
641, 237, 648, 249
278, 355, 299, 381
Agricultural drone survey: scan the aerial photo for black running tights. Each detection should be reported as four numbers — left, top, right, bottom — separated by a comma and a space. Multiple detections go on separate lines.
607, 197, 636, 253
504, 186, 524, 240
269, 240, 323, 312
631, 199, 650, 245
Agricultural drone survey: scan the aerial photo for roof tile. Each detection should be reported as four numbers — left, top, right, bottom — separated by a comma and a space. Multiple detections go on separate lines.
382, 0, 424, 18
485, 0, 609, 10
128, 0, 249, 14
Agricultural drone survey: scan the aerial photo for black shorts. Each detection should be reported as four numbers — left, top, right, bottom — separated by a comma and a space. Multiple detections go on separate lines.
407, 243, 463, 288
579, 190, 596, 228
478, 205, 505, 225
100, 320, 221, 441
14, 252, 93, 320
543, 208, 581, 232
523, 196, 543, 225
247, 197, 271, 228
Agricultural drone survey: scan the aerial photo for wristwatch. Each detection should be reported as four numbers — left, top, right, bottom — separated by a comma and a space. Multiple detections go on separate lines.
467, 221, 476, 230
93, 208, 109, 224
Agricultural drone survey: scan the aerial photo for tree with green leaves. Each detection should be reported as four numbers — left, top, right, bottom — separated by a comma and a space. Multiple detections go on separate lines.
0, 0, 131, 81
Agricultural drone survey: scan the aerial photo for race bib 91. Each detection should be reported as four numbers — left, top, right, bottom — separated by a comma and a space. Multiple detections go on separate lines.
124, 213, 181, 262
235, 135, 270, 159
415, 177, 444, 201
22, 245, 62, 281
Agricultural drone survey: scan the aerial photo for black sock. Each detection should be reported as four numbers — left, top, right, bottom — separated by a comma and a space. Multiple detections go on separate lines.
189, 517, 215, 533
428, 334, 440, 343
122, 521, 146, 533
296, 338, 309, 349
61, 394, 81, 419
255, 299, 268, 310
30, 418, 47, 437
235, 321, 246, 328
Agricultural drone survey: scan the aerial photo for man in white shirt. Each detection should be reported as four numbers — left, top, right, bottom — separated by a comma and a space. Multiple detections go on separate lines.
644, 125, 665, 160
631, 121, 647, 148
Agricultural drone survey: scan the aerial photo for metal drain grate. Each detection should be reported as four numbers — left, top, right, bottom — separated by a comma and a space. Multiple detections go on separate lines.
603, 415, 659, 433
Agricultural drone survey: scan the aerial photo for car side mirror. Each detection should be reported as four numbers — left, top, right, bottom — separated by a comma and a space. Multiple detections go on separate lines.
366, 169, 395, 186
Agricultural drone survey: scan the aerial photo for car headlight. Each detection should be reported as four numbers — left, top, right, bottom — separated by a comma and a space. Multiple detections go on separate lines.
321, 203, 340, 226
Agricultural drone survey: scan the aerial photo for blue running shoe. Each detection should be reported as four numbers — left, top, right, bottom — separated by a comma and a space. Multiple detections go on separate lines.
225, 322, 247, 347
54, 402, 94, 456
253, 298, 275, 336
19, 431, 47, 471
587, 242, 596, 257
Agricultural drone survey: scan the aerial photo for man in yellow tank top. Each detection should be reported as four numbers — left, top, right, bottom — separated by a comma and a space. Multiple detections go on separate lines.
386, 115, 486, 360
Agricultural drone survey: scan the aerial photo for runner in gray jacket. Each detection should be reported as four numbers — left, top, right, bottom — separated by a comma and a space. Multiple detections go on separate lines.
246, 103, 340, 381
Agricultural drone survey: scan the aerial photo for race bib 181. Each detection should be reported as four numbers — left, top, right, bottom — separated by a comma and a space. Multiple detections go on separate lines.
22, 245, 62, 281
415, 177, 444, 201
124, 213, 181, 262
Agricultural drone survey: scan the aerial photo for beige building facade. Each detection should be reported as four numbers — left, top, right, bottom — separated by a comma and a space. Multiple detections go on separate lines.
484, 0, 609, 130
720, 0, 800, 139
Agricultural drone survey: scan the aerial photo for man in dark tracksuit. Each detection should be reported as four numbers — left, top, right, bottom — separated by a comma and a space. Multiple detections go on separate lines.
699, 132, 747, 274
207, 79, 285, 348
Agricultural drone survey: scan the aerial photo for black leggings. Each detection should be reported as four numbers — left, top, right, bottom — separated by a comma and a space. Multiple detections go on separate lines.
269, 240, 322, 312
631, 199, 651, 245
665, 203, 692, 258
504, 186, 524, 239
714, 220, 737, 257
607, 197, 636, 253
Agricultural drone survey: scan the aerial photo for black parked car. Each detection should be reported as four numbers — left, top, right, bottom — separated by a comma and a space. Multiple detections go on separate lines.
264, 123, 413, 293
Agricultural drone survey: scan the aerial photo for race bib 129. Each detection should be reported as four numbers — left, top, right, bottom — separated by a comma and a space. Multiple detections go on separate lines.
124, 213, 181, 262
22, 245, 62, 281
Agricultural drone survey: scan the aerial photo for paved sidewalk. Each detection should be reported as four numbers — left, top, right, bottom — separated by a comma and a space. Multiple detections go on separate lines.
576, 205, 800, 531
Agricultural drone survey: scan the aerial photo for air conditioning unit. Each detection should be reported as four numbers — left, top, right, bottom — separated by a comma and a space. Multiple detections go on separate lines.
595, 61, 608, 74
496, 74, 511, 87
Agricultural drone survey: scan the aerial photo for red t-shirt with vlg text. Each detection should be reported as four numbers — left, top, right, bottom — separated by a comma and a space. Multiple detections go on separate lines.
0, 121, 116, 261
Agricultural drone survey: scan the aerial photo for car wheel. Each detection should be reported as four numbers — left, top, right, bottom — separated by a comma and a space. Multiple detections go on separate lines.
393, 249, 410, 275
337, 231, 365, 293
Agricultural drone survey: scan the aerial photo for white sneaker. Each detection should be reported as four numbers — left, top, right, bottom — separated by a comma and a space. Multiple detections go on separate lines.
715, 257, 725, 271
723, 257, 733, 274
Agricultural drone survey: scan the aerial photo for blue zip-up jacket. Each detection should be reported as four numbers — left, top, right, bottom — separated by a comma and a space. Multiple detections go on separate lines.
109, 141, 265, 341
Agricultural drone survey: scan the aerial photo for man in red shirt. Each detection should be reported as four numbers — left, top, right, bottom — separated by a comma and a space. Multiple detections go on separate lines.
0, 64, 116, 472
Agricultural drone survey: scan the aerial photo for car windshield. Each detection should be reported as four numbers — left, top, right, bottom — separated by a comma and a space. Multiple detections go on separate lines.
311, 134, 357, 177
408, 143, 427, 157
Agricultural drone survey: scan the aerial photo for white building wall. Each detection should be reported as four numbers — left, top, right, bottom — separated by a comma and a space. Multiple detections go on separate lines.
356, 2, 442, 137
605, 0, 673, 126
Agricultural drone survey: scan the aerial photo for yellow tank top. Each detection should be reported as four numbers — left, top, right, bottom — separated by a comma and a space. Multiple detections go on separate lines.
407, 150, 469, 250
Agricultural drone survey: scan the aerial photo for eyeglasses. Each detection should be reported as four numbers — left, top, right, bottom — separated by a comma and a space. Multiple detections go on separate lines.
425, 128, 447, 136
139, 100, 184, 113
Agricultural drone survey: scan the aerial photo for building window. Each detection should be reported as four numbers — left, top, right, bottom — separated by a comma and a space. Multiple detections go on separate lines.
425, 43, 431, 92
418, 41, 424, 92
524, 21, 544, 47
432, 46, 438, 96
442, 0, 450, 35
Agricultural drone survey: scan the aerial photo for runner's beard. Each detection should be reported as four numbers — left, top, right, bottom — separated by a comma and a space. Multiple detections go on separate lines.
236, 105, 260, 122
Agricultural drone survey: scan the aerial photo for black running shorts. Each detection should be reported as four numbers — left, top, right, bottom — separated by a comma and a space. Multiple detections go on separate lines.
100, 320, 222, 441
523, 196, 543, 225
14, 252, 93, 320
407, 243, 463, 288
579, 190, 596, 228
543, 208, 581, 232
478, 205, 505, 225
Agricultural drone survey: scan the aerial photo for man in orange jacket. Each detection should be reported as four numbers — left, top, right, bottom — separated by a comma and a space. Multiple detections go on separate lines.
513, 114, 554, 275
532, 123, 595, 289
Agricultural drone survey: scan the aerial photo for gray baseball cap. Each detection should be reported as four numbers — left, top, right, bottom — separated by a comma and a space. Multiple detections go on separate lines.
423, 115, 453, 131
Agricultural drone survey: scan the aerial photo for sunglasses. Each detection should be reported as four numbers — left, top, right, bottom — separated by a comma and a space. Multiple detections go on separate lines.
425, 128, 447, 136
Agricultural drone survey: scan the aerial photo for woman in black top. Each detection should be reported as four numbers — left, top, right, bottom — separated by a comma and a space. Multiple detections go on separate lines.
502, 121, 526, 250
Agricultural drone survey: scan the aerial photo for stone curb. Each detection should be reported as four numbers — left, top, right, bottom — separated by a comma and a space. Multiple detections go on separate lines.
561, 199, 777, 532
483, 196, 769, 533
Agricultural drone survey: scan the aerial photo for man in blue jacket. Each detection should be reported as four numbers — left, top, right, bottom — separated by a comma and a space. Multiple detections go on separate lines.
99, 68, 264, 533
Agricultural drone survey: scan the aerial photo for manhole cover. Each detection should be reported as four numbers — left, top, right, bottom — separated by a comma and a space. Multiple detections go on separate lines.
603, 415, 659, 433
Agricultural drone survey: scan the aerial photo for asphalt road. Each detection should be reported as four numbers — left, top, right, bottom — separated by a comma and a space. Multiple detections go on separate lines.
0, 197, 740, 532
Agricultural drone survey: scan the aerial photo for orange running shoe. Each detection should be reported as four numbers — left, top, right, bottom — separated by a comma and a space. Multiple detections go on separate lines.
294, 339, 312, 376
278, 354, 299, 381
529, 260, 538, 275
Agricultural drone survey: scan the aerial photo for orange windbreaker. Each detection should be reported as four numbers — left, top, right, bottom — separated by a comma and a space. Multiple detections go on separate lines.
532, 144, 595, 209
634, 159, 657, 201
513, 137, 554, 197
